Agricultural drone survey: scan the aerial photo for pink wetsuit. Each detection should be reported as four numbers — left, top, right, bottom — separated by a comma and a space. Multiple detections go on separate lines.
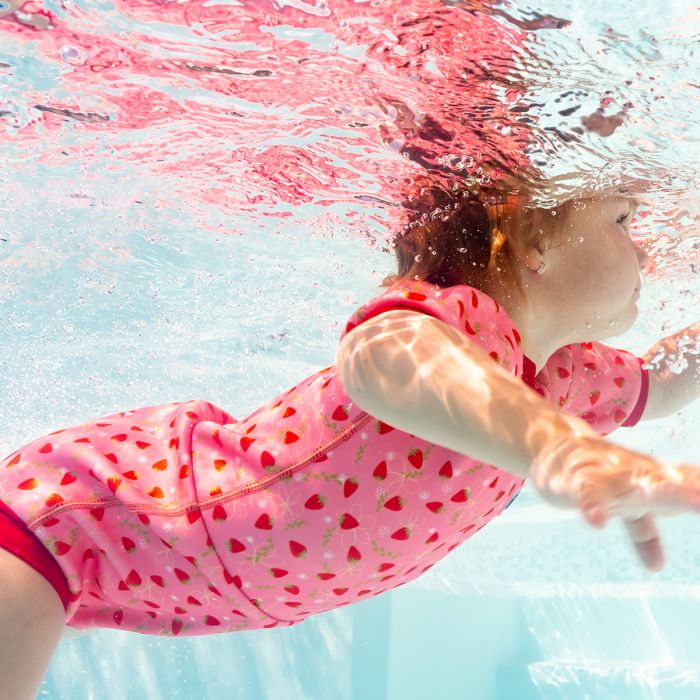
0, 279, 648, 637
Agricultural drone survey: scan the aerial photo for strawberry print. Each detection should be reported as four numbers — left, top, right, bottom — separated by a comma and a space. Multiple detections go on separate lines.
0, 281, 646, 637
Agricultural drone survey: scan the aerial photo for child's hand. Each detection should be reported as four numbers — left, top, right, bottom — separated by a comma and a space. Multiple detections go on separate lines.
529, 433, 700, 572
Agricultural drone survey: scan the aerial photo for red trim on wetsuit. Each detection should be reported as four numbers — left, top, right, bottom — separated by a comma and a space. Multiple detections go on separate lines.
0, 500, 70, 614
622, 358, 650, 428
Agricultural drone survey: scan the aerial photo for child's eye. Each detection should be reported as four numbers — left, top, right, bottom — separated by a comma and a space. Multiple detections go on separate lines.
616, 211, 630, 225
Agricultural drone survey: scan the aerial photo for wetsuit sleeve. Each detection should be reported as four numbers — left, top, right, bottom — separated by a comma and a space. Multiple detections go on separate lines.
541, 341, 650, 437
339, 282, 523, 373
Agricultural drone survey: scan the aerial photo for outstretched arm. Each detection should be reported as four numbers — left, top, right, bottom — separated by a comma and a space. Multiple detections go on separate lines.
641, 321, 700, 421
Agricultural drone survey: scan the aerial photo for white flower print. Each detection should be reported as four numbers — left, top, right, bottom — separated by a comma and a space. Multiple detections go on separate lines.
378, 526, 389, 537
375, 486, 386, 498
298, 573, 307, 580
419, 490, 429, 500
323, 516, 332, 524
386, 451, 396, 461
323, 551, 335, 560
293, 473, 304, 482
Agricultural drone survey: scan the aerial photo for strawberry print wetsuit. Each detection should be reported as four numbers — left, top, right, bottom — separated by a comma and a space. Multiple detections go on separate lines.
0, 279, 648, 637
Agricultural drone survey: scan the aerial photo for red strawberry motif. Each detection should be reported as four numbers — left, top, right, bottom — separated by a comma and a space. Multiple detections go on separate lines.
465, 319, 476, 335
18, 478, 38, 490
377, 563, 395, 572
283, 584, 300, 595
114, 610, 123, 626
284, 601, 302, 608
169, 437, 179, 449
426, 501, 445, 514
425, 532, 439, 544
384, 496, 404, 511
213, 459, 226, 471
255, 513, 273, 529
343, 478, 358, 498
614, 408, 627, 423
187, 510, 201, 524
582, 342, 594, 349
373, 460, 387, 480
614, 376, 625, 388
122, 537, 136, 554
38, 443, 53, 454
270, 568, 288, 578
42, 517, 60, 527
589, 390, 601, 405
151, 575, 165, 588
126, 569, 142, 587
333, 588, 349, 595
174, 569, 190, 584
332, 405, 349, 421
557, 366, 570, 379
240, 436, 255, 451
112, 434, 127, 442
135, 441, 151, 449
90, 507, 105, 521
284, 431, 299, 444
54, 541, 71, 556
317, 572, 336, 581
438, 461, 453, 479
614, 355, 625, 366
60, 472, 77, 486
489, 351, 499, 362
340, 513, 359, 529
172, 619, 183, 635
173, 607, 187, 614
376, 421, 394, 435
212, 504, 227, 522
45, 493, 64, 507
7, 453, 21, 467
187, 596, 202, 606
107, 476, 121, 494
289, 540, 307, 558
212, 429, 223, 448
513, 327, 521, 345
451, 488, 470, 503
228, 538, 247, 553
304, 494, 325, 510
390, 527, 410, 540
347, 545, 361, 563
584, 361, 597, 371
179, 464, 191, 478
283, 407, 297, 418
407, 449, 423, 469
148, 486, 164, 499
205, 616, 221, 626
260, 451, 275, 470
457, 299, 465, 317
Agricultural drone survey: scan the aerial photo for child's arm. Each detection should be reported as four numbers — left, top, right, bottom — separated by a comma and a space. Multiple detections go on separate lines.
337, 309, 700, 572
641, 320, 700, 420
336, 308, 596, 479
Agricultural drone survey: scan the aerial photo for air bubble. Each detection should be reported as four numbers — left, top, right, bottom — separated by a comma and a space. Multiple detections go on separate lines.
414, 254, 423, 263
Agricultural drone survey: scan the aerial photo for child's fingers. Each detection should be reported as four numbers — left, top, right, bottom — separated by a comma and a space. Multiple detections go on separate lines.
623, 514, 665, 572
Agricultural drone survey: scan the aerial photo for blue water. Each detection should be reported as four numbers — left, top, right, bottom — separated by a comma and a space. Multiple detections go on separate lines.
1, 0, 699, 697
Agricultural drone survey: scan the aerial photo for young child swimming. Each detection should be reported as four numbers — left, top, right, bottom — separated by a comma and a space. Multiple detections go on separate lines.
1, 187, 699, 699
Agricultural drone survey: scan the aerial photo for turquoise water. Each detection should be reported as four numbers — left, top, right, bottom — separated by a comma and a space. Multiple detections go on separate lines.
1, 0, 699, 697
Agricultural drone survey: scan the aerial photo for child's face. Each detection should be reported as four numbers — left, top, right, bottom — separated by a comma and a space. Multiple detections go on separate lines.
542, 195, 649, 340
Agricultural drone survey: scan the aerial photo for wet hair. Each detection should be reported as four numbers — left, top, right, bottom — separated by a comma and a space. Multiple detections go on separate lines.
380, 184, 573, 304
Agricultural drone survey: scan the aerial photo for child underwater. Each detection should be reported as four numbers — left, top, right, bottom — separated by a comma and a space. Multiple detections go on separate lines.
1, 187, 699, 699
